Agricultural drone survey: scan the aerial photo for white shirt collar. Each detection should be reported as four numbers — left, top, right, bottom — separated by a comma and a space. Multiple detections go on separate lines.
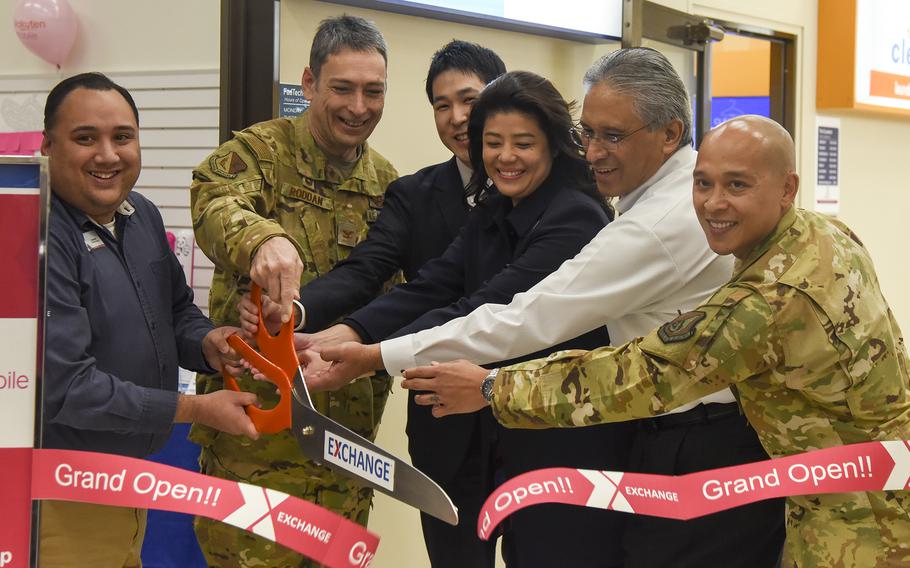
117, 199, 135, 216
615, 146, 696, 215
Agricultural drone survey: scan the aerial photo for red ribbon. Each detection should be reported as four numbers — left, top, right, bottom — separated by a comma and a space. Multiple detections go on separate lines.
7, 448, 379, 568
478, 440, 910, 540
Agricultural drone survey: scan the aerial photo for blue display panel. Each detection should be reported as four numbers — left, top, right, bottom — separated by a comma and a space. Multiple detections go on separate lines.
710, 96, 771, 127
0, 162, 40, 188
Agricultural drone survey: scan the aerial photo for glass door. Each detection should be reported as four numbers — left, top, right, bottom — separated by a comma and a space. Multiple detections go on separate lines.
625, 0, 795, 145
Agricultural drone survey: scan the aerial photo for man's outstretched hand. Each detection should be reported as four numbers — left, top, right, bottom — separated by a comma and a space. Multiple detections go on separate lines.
202, 326, 244, 375
401, 360, 490, 417
175, 390, 259, 440
237, 293, 284, 338
305, 342, 383, 392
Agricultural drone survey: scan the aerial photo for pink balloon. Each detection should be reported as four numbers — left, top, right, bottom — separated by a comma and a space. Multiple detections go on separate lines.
13, 0, 78, 68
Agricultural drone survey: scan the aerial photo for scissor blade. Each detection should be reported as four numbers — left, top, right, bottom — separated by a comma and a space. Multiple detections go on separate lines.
290, 366, 315, 408
291, 373, 458, 525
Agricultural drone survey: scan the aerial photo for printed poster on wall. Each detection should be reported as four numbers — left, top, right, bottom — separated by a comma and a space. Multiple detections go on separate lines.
815, 117, 841, 216
279, 83, 309, 118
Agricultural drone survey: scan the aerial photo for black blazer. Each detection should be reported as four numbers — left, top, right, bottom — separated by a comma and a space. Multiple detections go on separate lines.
345, 175, 612, 484
298, 157, 468, 331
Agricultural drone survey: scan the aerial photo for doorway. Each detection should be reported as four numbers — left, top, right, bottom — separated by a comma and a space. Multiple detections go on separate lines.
625, 0, 796, 146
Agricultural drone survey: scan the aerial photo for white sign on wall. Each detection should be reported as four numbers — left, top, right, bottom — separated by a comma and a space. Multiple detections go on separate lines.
855, 0, 910, 111
815, 116, 842, 216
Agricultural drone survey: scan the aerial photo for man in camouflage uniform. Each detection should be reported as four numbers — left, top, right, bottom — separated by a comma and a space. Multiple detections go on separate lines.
404, 116, 910, 567
189, 15, 398, 567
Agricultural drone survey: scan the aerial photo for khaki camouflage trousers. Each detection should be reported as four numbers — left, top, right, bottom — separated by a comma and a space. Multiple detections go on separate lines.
192, 374, 393, 567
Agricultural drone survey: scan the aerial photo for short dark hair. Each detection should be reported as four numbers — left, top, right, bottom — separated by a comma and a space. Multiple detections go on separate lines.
309, 15, 387, 79
44, 72, 139, 132
467, 71, 602, 208
424, 40, 506, 103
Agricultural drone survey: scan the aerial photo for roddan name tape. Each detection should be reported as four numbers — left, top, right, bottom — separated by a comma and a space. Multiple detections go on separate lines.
26, 449, 379, 568
325, 432, 395, 492
478, 440, 910, 540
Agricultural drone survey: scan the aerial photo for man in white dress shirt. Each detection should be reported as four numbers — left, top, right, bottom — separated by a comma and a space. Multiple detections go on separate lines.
312, 48, 785, 567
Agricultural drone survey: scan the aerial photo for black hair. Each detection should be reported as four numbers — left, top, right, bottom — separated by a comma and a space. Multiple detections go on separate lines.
467, 71, 604, 210
424, 40, 506, 103
310, 15, 388, 79
44, 72, 139, 132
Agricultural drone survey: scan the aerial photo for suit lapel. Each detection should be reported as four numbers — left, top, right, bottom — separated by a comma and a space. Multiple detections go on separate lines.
431, 156, 468, 239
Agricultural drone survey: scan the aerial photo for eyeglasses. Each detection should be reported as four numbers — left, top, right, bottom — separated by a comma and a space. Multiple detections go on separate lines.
570, 122, 653, 151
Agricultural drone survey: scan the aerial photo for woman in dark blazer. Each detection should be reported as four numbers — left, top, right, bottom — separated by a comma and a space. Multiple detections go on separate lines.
338, 71, 633, 568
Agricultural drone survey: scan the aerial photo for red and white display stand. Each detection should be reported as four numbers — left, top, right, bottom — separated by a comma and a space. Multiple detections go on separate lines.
0, 155, 46, 568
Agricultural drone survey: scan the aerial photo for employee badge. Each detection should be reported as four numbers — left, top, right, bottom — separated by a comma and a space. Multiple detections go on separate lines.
82, 230, 105, 251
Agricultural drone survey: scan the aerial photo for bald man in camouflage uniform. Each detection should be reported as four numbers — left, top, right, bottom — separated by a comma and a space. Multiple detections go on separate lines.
404, 116, 910, 567
189, 15, 398, 567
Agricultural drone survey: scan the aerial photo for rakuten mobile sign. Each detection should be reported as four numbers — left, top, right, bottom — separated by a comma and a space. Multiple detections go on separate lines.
0, 371, 29, 390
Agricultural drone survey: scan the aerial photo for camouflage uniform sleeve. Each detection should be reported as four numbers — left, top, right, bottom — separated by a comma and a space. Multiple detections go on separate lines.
190, 132, 300, 274
490, 286, 780, 429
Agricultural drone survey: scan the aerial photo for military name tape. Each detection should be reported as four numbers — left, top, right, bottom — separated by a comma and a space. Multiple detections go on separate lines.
19, 449, 379, 568
478, 440, 910, 540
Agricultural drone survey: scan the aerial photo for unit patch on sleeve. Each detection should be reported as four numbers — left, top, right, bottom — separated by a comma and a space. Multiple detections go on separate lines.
209, 151, 248, 178
657, 311, 707, 344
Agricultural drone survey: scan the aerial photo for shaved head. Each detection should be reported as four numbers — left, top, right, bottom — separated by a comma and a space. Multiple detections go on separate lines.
693, 115, 799, 259
704, 115, 796, 176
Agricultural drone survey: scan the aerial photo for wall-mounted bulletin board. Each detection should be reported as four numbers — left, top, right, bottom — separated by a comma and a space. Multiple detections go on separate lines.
818, 0, 910, 116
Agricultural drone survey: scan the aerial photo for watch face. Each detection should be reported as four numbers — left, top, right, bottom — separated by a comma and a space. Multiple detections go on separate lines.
482, 377, 495, 402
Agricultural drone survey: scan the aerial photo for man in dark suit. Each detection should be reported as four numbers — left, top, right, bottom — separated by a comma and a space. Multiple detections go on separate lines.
239, 40, 506, 568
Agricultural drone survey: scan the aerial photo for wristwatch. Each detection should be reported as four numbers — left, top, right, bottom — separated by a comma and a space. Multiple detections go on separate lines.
292, 299, 306, 331
481, 368, 500, 403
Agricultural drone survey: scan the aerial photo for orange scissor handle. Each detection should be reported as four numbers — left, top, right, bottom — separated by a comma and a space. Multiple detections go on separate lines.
249, 284, 301, 383
222, 334, 292, 434
219, 283, 299, 434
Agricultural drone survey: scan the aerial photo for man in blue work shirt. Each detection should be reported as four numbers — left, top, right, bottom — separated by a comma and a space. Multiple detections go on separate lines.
39, 72, 258, 568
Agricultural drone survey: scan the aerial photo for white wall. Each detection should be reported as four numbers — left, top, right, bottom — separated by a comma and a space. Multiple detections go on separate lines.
2, 0, 220, 74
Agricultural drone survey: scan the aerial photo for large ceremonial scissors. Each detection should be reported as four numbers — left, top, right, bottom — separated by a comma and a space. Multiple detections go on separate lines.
222, 284, 458, 525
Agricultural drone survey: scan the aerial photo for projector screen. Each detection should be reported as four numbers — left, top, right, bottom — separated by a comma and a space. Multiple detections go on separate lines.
327, 0, 623, 41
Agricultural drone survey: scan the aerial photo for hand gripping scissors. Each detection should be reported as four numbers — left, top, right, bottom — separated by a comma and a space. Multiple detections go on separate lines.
222, 284, 458, 525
